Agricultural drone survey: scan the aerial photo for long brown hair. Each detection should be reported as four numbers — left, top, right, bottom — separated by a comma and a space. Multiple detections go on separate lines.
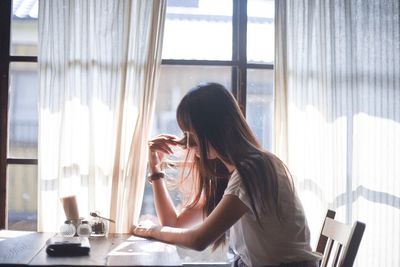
176, 83, 294, 249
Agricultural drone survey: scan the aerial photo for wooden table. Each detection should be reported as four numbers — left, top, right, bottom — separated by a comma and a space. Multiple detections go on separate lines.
0, 230, 182, 266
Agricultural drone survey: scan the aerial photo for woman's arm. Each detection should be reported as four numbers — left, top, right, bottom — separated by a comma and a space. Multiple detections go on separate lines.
151, 179, 204, 227
147, 134, 204, 228
151, 178, 177, 226
132, 194, 248, 251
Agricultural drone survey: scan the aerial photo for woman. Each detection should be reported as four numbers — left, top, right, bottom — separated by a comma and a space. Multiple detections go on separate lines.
132, 83, 320, 267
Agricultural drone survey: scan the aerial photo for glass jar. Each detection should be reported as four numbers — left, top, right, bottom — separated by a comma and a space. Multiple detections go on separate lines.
60, 220, 76, 237
77, 220, 92, 237
90, 218, 108, 237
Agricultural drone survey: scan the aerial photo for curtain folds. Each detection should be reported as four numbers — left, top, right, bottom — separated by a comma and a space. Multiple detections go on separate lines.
275, 1, 400, 266
109, 0, 166, 234
38, 0, 165, 233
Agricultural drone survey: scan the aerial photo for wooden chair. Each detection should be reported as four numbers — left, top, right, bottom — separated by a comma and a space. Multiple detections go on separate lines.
315, 210, 366, 267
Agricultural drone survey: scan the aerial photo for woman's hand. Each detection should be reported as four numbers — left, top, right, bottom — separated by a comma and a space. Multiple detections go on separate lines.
131, 196, 247, 252
131, 223, 160, 239
148, 134, 181, 173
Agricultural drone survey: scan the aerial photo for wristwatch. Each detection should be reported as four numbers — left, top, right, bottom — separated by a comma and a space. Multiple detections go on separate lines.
147, 171, 165, 184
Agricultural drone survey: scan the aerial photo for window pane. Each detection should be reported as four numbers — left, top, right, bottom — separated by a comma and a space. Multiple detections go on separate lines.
140, 65, 231, 264
8, 62, 38, 159
162, 0, 232, 60
11, 0, 38, 56
7, 164, 38, 231
247, 69, 274, 150
247, 0, 274, 63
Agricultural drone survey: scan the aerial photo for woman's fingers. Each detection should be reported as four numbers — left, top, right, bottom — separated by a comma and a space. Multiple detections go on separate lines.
149, 143, 173, 155
147, 133, 185, 166
156, 133, 180, 140
131, 225, 147, 238
149, 134, 182, 144
131, 224, 159, 239
150, 139, 179, 147
148, 134, 182, 154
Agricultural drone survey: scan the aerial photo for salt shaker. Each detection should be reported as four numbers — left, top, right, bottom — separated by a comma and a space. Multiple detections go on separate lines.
60, 220, 76, 237
77, 220, 92, 237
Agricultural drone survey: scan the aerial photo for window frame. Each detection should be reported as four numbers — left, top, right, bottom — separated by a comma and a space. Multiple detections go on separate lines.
0, 0, 38, 229
161, 0, 274, 113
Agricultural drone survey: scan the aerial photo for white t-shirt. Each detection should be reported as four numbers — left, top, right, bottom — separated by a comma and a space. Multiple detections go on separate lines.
223, 159, 321, 266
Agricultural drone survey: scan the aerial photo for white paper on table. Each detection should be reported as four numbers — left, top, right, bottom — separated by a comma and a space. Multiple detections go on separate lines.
126, 235, 147, 241
106, 237, 179, 266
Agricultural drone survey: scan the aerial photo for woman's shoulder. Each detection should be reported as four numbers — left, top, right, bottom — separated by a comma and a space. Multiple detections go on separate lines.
226, 168, 240, 185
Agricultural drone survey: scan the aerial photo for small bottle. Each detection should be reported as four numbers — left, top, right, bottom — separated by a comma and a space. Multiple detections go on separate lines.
60, 220, 76, 237
77, 220, 92, 237
90, 218, 108, 237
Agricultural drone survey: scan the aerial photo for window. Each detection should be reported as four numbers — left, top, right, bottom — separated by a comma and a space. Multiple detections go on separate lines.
0, 0, 275, 257
0, 0, 39, 230
139, 0, 275, 263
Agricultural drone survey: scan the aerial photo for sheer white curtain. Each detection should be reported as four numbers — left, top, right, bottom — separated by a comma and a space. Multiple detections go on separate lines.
275, 1, 399, 266
38, 0, 165, 233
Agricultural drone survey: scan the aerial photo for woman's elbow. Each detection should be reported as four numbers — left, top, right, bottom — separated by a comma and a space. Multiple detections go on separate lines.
191, 242, 208, 252
187, 232, 209, 251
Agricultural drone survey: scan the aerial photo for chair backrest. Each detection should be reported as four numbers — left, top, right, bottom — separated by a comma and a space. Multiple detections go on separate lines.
316, 210, 366, 267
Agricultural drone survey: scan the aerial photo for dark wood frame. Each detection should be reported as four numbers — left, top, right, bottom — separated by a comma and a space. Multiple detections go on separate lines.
0, 0, 274, 229
0, 0, 38, 229
0, 0, 12, 230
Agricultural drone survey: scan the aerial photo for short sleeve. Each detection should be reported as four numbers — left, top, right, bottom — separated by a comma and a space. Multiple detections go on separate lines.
223, 170, 255, 216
